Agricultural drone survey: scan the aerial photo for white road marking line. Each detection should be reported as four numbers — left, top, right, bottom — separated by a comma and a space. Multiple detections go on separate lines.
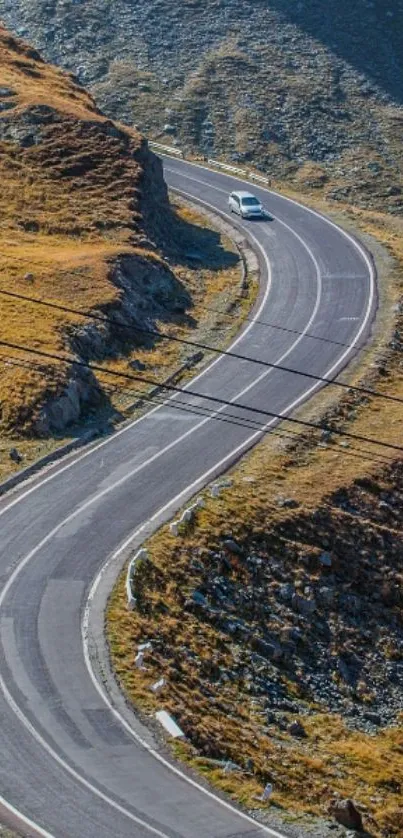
0, 227, 320, 838
166, 163, 375, 379
0, 160, 375, 838
0, 181, 323, 838
165, 156, 375, 319
0, 677, 171, 838
0, 795, 54, 838
81, 169, 375, 837
0, 196, 322, 615
0, 212, 272, 520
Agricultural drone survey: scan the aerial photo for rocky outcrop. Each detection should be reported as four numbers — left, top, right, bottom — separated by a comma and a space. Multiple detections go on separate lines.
0, 26, 189, 436
35, 365, 103, 435
329, 798, 363, 831
69, 255, 190, 364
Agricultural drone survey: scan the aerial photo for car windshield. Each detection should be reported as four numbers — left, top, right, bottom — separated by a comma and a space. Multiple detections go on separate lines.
241, 197, 260, 206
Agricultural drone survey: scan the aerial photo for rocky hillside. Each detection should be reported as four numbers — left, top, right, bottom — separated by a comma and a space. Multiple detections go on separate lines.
0, 25, 191, 435
109, 359, 403, 835
1, 0, 403, 212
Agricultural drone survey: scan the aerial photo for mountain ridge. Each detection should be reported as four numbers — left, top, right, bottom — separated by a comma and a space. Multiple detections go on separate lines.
1, 0, 402, 212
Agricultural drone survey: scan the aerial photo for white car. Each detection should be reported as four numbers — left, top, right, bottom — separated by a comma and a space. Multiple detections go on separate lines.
228, 190, 264, 219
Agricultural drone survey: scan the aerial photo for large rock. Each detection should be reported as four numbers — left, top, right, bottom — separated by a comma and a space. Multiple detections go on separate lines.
35, 365, 103, 434
291, 593, 317, 616
329, 798, 363, 831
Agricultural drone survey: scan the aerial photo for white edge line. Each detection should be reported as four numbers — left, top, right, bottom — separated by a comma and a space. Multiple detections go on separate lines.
0, 195, 274, 838
0, 161, 375, 838
81, 166, 375, 833
0, 794, 54, 838
0, 180, 324, 838
164, 154, 376, 320
0, 676, 171, 838
81, 247, 367, 838
0, 184, 325, 615
0, 202, 272, 522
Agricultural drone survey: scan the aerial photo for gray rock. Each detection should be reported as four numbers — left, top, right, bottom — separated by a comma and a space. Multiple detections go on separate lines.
130, 359, 147, 371
340, 594, 362, 615
292, 593, 317, 616
329, 798, 363, 831
9, 447, 23, 464
276, 496, 300, 508
337, 657, 354, 684
192, 590, 208, 607
288, 720, 307, 738
364, 711, 381, 726
278, 583, 295, 602
318, 586, 335, 606
319, 551, 333, 567
223, 538, 242, 555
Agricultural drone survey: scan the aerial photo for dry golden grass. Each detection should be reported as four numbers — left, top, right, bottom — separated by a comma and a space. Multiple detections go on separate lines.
0, 30, 100, 122
0, 28, 250, 465
0, 26, 150, 432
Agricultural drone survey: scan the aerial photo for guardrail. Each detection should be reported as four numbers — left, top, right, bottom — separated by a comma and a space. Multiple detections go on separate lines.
249, 172, 271, 185
149, 141, 184, 158
206, 158, 271, 186
149, 146, 271, 187
207, 159, 247, 176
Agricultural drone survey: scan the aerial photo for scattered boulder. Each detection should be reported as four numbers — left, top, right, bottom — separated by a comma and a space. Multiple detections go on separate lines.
278, 583, 295, 602
192, 590, 208, 607
130, 359, 147, 371
292, 593, 316, 616
329, 798, 363, 831
364, 711, 381, 726
9, 447, 23, 464
276, 496, 300, 508
288, 720, 307, 738
223, 538, 242, 555
319, 551, 332, 567
318, 586, 335, 606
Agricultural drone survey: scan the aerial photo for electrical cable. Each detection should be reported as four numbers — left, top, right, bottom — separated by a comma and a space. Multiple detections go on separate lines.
1, 338, 401, 453
0, 351, 394, 467
0, 288, 401, 405
2, 252, 371, 352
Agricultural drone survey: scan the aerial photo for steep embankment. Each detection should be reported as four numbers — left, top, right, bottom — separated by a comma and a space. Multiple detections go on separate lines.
0, 25, 183, 435
1, 0, 403, 213
0, 26, 244, 445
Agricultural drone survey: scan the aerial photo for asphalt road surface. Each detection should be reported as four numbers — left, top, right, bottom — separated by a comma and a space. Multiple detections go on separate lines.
0, 158, 376, 838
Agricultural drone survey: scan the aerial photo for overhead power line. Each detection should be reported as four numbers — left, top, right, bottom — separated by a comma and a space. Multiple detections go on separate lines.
0, 288, 401, 406
1, 251, 370, 353
0, 338, 401, 453
0, 350, 394, 467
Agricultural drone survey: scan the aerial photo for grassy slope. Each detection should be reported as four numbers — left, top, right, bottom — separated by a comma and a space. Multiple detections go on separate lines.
0, 26, 151, 430
0, 28, 247, 454
108, 198, 403, 837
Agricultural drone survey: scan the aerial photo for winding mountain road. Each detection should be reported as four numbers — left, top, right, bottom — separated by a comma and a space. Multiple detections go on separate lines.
0, 159, 376, 838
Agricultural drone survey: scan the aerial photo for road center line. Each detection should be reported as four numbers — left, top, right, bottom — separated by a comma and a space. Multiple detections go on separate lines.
0, 159, 375, 838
